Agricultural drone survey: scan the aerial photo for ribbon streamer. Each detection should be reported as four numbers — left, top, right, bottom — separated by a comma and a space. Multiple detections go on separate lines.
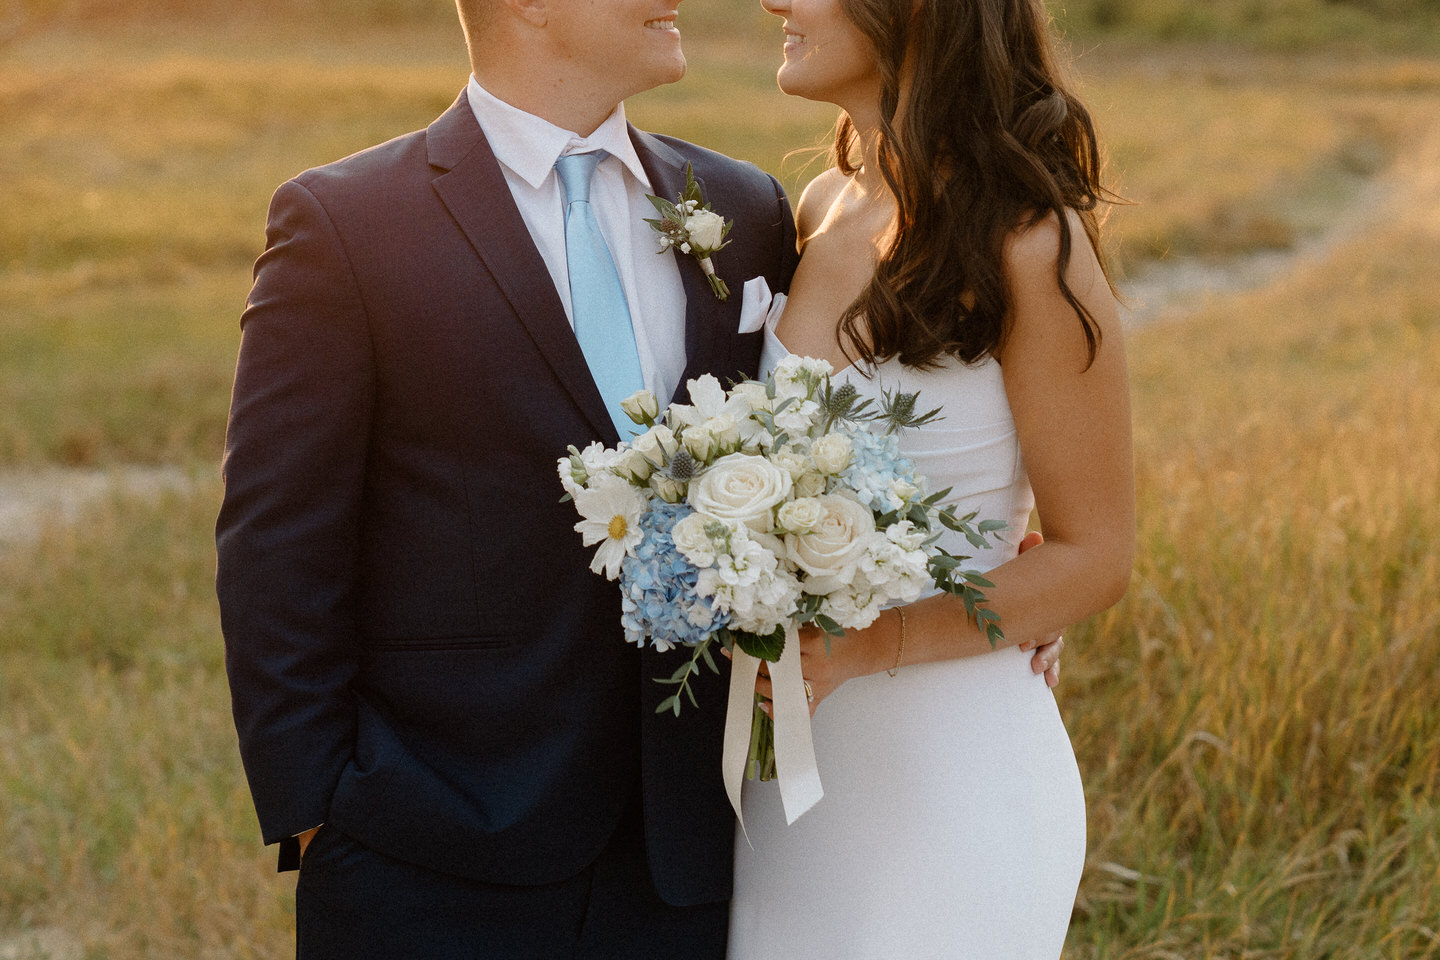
722, 622, 824, 837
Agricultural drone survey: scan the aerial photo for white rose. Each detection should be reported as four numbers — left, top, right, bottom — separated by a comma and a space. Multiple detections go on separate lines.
611, 448, 654, 483
687, 209, 726, 251
770, 446, 810, 481
631, 425, 678, 467
777, 497, 824, 535
810, 434, 853, 475
683, 426, 716, 463
671, 512, 719, 567
795, 471, 827, 499
786, 493, 876, 593
650, 473, 686, 504
620, 389, 659, 425
689, 453, 793, 533
702, 415, 741, 456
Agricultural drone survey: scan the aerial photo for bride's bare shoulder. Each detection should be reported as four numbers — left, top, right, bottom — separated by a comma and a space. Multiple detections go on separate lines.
794, 167, 849, 249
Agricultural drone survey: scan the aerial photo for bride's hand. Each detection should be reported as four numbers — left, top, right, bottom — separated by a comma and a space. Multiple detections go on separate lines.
754, 617, 895, 717
1013, 530, 1065, 687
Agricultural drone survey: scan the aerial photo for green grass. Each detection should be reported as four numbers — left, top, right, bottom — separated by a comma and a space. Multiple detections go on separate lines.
2, 6, 1439, 957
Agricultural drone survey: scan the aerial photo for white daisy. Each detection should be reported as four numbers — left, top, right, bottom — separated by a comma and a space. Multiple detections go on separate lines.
573, 482, 648, 580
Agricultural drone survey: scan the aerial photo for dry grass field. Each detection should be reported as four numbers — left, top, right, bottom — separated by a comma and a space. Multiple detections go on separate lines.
1, 2, 1438, 957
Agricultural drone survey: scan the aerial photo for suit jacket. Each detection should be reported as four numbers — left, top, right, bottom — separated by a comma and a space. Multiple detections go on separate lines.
216, 90, 799, 906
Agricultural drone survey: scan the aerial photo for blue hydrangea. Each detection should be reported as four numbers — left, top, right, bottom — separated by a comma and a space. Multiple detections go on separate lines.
620, 500, 729, 650
839, 424, 920, 513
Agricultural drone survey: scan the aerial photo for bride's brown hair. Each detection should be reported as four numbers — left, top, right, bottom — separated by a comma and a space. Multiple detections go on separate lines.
833, 0, 1110, 370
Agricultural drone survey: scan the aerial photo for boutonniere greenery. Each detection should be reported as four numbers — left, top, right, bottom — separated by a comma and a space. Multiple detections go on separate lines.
645, 164, 733, 301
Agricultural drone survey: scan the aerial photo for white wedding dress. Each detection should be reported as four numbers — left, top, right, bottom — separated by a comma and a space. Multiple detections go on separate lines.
727, 309, 1086, 959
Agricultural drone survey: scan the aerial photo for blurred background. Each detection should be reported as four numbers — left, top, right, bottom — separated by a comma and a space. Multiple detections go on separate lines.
1, 1, 1438, 957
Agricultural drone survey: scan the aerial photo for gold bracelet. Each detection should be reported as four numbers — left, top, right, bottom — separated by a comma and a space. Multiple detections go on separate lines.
887, 606, 907, 677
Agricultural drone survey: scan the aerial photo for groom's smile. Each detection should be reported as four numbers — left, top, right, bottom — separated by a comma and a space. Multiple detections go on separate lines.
540, 0, 689, 113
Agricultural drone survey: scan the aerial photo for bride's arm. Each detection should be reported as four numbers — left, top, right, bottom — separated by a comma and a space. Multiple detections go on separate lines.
761, 208, 1134, 708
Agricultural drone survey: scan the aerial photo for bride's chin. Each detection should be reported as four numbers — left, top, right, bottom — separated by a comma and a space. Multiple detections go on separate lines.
775, 71, 831, 104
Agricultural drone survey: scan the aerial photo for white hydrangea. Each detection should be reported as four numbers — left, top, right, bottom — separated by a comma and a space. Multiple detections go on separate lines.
823, 586, 885, 631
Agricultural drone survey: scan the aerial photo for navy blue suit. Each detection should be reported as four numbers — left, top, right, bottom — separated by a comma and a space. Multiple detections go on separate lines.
216, 91, 797, 955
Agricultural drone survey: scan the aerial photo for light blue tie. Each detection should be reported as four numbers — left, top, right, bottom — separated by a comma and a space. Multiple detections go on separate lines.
555, 151, 646, 440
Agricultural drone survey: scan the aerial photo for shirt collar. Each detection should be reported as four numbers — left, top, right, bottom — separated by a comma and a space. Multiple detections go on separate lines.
465, 75, 651, 191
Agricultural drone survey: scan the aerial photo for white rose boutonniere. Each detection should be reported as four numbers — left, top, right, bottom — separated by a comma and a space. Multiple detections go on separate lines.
645, 163, 734, 300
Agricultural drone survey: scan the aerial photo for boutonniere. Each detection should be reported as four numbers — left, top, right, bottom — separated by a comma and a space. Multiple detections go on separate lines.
645, 164, 733, 301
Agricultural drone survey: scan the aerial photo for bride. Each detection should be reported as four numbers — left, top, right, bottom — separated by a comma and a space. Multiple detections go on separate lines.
727, 0, 1134, 956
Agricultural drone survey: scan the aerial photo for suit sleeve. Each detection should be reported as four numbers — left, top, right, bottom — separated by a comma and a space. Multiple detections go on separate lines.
216, 178, 374, 848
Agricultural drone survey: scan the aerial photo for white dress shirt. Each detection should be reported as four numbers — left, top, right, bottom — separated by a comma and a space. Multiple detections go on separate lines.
466, 76, 689, 408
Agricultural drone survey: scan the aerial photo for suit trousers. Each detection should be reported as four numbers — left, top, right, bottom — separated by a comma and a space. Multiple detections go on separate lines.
294, 797, 728, 960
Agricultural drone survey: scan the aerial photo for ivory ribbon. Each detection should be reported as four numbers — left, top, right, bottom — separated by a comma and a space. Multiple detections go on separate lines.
722, 622, 824, 835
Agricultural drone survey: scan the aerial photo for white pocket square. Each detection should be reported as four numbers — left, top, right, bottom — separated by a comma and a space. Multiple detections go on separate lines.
738, 277, 773, 335
738, 277, 787, 336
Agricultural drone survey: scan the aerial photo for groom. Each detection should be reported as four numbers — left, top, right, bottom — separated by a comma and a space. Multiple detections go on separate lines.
216, 0, 797, 956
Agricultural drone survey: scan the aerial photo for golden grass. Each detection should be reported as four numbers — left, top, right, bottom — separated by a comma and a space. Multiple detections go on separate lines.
1065, 128, 1440, 954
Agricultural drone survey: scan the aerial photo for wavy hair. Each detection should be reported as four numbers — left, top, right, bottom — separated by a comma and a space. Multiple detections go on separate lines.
833, 0, 1111, 370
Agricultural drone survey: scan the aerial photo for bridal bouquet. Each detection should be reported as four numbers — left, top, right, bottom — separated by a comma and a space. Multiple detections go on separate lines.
559, 356, 1004, 808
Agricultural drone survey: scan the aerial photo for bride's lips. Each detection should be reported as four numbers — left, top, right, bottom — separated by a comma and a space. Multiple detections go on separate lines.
783, 28, 806, 54
644, 14, 680, 33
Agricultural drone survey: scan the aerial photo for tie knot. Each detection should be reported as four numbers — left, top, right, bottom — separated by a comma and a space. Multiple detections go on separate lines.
556, 150, 608, 205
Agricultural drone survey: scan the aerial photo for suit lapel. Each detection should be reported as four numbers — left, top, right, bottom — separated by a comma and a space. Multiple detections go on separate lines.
630, 127, 742, 403
427, 93, 619, 443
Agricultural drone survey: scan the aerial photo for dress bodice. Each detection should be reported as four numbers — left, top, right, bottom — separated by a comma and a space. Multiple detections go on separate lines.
759, 306, 1034, 575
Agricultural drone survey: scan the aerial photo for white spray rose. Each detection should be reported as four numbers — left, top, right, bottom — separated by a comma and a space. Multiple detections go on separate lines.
777, 497, 824, 535
795, 471, 827, 499
810, 434, 854, 475
770, 446, 810, 482
786, 493, 876, 594
687, 209, 726, 251
620, 389, 659, 425
611, 448, 654, 484
650, 473, 686, 504
689, 453, 793, 533
631, 425, 678, 467
702, 415, 741, 456
683, 426, 717, 463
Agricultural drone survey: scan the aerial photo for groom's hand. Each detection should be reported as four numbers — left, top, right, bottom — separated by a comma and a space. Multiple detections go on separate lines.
1015, 531, 1064, 687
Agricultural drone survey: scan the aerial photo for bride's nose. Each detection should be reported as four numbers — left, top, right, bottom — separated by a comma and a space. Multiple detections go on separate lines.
760, 0, 789, 16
